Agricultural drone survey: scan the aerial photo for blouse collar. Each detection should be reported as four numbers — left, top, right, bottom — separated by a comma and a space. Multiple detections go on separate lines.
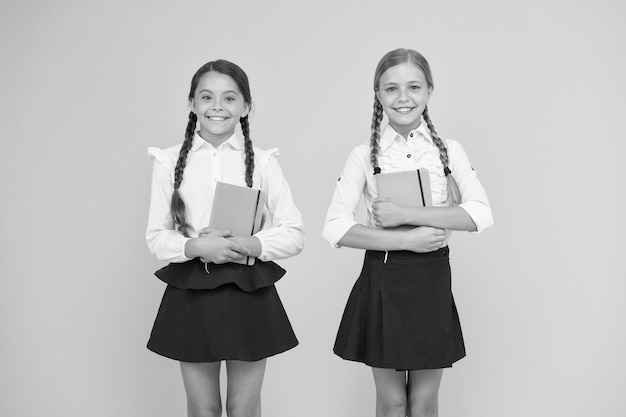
190, 131, 244, 152
379, 120, 433, 153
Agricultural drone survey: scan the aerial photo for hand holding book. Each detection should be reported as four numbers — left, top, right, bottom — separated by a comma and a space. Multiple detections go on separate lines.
372, 198, 413, 228
185, 228, 251, 264
207, 182, 266, 266
223, 235, 262, 259
374, 168, 432, 229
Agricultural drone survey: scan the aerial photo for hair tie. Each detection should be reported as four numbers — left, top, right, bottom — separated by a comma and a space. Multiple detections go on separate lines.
373, 167, 381, 175
444, 167, 451, 176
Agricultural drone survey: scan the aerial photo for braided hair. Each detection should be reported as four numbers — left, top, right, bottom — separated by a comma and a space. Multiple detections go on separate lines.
170, 60, 255, 236
422, 105, 448, 173
422, 104, 460, 204
369, 97, 384, 175
170, 112, 197, 236
370, 48, 460, 204
240, 114, 254, 187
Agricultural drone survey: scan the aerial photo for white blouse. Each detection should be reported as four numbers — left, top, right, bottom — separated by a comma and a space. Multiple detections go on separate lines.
323, 122, 493, 247
146, 132, 305, 263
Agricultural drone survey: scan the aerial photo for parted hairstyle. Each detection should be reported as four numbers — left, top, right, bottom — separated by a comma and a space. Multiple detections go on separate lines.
171, 60, 255, 236
370, 48, 459, 204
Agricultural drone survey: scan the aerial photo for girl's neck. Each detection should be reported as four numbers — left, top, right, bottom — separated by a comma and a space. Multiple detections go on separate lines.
390, 121, 421, 140
197, 129, 235, 148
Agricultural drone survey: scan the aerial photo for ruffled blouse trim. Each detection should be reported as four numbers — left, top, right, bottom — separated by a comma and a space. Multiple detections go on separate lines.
377, 139, 448, 205
147, 146, 182, 172
154, 258, 286, 292
257, 147, 279, 169
147, 147, 167, 163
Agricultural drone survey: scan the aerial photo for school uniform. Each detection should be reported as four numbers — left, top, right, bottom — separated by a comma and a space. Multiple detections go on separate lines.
323, 121, 493, 370
146, 132, 304, 362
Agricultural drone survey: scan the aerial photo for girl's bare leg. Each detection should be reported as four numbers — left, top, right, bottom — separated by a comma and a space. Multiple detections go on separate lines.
180, 361, 222, 417
372, 367, 408, 417
225, 359, 267, 417
406, 368, 443, 417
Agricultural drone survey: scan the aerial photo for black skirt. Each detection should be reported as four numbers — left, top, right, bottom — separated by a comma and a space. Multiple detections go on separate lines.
147, 259, 298, 362
334, 248, 465, 370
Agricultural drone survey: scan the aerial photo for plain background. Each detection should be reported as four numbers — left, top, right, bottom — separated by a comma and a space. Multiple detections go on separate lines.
1, 0, 625, 416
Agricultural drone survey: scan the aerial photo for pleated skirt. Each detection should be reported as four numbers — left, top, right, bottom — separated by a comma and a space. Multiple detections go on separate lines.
334, 248, 465, 370
147, 259, 298, 362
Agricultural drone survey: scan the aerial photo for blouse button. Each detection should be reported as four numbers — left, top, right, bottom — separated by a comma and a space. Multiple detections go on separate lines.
407, 154, 411, 158
410, 133, 414, 138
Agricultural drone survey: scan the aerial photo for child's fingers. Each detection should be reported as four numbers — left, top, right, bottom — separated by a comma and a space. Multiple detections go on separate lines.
227, 241, 251, 256
420, 227, 445, 236
223, 252, 244, 262
199, 228, 233, 237
433, 232, 446, 248
224, 248, 250, 262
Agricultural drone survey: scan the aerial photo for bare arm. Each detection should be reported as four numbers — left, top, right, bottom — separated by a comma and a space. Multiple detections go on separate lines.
226, 236, 262, 258
197, 228, 262, 259
338, 224, 447, 253
372, 201, 477, 231
186, 229, 252, 264
406, 206, 477, 231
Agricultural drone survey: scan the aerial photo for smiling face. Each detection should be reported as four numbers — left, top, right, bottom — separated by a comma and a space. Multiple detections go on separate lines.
191, 71, 250, 146
376, 62, 432, 138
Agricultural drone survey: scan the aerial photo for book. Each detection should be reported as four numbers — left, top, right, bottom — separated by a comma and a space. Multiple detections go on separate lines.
209, 182, 266, 265
375, 168, 432, 229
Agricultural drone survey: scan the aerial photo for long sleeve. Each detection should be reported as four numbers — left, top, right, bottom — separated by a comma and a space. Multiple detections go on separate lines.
145, 147, 192, 263
447, 139, 494, 233
322, 145, 369, 247
254, 150, 305, 261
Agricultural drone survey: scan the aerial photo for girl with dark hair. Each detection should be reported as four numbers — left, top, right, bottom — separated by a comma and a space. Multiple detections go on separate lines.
323, 49, 493, 416
146, 59, 304, 417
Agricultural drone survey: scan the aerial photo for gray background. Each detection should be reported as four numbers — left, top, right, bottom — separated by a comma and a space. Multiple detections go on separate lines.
1, 0, 624, 416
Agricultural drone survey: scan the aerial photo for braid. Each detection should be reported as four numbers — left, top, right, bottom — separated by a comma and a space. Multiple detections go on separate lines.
170, 112, 197, 237
240, 115, 254, 188
422, 105, 448, 169
422, 105, 461, 205
370, 96, 384, 175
